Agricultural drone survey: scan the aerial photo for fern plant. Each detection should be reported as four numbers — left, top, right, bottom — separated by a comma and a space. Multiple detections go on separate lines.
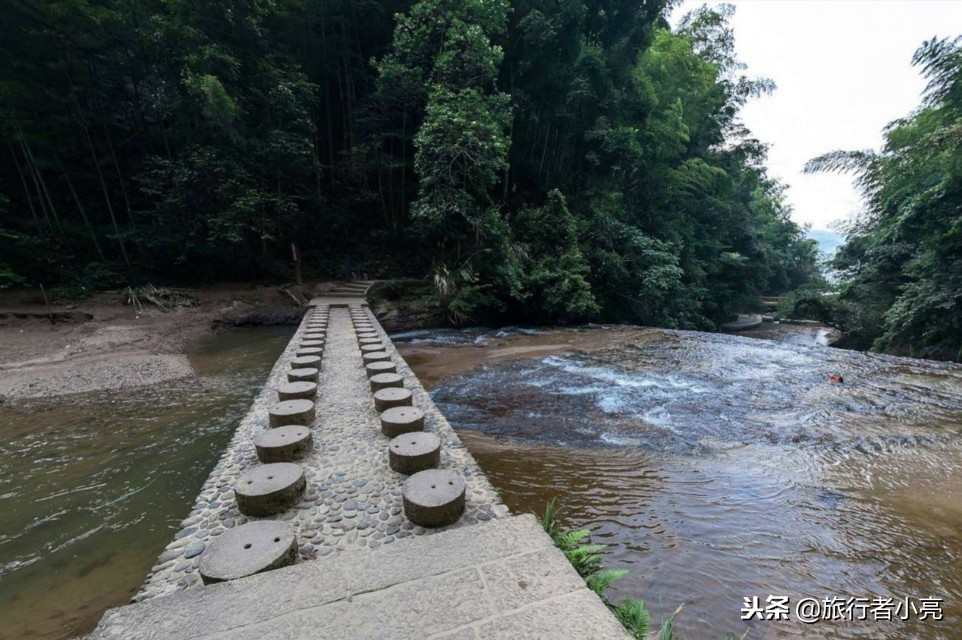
612, 598, 650, 639
539, 500, 740, 640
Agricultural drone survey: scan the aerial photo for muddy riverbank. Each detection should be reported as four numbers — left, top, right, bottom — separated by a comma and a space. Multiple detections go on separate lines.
0, 285, 305, 400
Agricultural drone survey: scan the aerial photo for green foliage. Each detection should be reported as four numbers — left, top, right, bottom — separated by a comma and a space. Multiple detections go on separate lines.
0, 0, 818, 329
806, 36, 962, 359
539, 500, 611, 592
612, 599, 650, 640
412, 88, 511, 233
184, 73, 238, 130
511, 190, 599, 321
540, 499, 650, 638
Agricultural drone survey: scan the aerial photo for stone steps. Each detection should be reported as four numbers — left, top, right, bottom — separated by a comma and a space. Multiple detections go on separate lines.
89, 514, 630, 640
322, 282, 372, 299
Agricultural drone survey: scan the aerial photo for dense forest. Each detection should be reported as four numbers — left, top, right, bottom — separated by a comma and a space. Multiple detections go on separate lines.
0, 0, 819, 327
805, 36, 962, 360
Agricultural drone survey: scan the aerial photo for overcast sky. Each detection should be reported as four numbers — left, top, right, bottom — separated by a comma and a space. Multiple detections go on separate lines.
670, 0, 962, 232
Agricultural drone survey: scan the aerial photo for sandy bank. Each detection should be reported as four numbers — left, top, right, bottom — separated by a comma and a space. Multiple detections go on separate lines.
0, 284, 313, 401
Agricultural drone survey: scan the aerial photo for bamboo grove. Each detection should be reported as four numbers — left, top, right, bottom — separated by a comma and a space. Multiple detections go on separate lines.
1, 0, 820, 328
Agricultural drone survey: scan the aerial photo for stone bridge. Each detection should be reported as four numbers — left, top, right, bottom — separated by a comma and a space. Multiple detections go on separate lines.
89, 283, 628, 639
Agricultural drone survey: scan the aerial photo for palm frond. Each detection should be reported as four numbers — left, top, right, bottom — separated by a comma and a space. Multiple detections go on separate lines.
912, 36, 962, 108
803, 149, 877, 175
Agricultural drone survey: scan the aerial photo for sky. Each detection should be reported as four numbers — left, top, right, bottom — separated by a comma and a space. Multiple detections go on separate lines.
670, 0, 962, 232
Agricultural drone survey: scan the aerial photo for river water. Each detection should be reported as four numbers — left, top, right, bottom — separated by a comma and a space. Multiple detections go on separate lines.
0, 326, 292, 640
3, 322, 960, 639
395, 324, 962, 639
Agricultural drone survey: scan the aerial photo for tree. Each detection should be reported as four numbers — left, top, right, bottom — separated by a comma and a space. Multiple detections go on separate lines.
0, 0, 818, 331
806, 36, 962, 359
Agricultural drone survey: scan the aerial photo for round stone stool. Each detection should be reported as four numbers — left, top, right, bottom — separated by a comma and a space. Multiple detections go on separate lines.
235, 463, 306, 516
354, 322, 373, 329
296, 347, 323, 358
291, 355, 321, 369
402, 469, 465, 528
277, 381, 316, 401
365, 361, 397, 377
370, 372, 403, 392
358, 337, 381, 345
380, 406, 425, 437
199, 520, 297, 585
268, 399, 315, 427
374, 387, 413, 412
300, 339, 325, 348
356, 332, 379, 340
362, 351, 391, 364
303, 332, 326, 340
390, 432, 440, 474
254, 425, 313, 462
288, 367, 318, 383
360, 343, 384, 353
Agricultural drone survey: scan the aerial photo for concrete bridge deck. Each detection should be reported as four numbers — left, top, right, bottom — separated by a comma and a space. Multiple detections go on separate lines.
88, 286, 627, 638
91, 514, 628, 639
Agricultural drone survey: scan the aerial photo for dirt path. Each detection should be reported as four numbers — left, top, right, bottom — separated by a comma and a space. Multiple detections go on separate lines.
0, 284, 313, 400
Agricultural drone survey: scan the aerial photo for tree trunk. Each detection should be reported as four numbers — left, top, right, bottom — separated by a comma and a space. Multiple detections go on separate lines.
4, 134, 42, 232
58, 156, 106, 261
77, 98, 132, 277
319, 7, 335, 185
400, 109, 408, 224
18, 135, 52, 232
20, 129, 64, 235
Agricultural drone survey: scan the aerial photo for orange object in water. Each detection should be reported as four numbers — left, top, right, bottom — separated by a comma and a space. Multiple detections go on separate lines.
829, 374, 844, 383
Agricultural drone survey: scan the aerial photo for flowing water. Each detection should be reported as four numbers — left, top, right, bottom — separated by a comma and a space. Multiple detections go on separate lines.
395, 325, 962, 639
0, 326, 292, 640
3, 321, 959, 639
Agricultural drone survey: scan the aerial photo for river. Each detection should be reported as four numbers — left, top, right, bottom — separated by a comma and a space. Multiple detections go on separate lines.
395, 324, 962, 639
0, 326, 293, 640
2, 321, 960, 639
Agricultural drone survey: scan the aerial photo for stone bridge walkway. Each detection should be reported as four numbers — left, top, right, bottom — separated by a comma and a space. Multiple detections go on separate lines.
89, 294, 628, 639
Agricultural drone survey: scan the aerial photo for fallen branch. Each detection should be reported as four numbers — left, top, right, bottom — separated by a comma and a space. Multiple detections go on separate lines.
125, 284, 198, 312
